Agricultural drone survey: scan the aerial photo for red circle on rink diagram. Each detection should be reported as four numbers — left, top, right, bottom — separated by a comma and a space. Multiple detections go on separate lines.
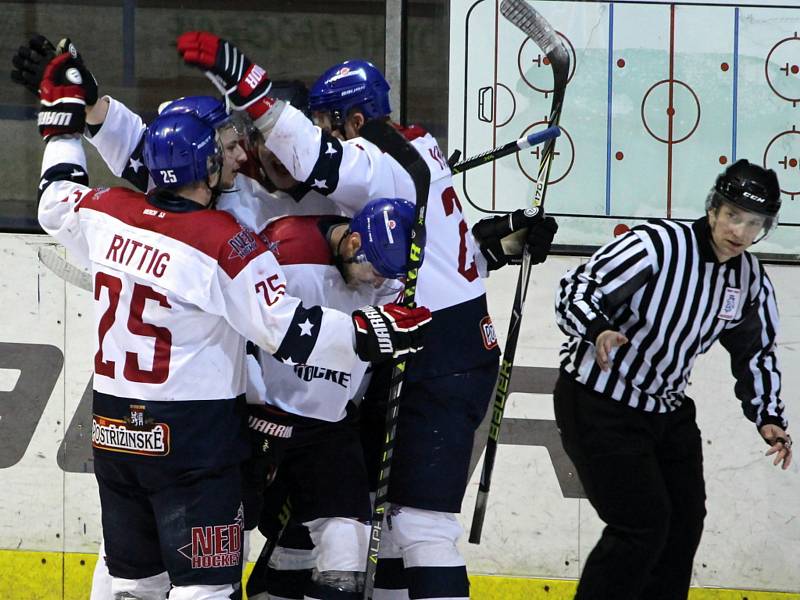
517, 32, 576, 97
641, 79, 701, 145
765, 34, 800, 106
763, 126, 800, 198
515, 120, 574, 185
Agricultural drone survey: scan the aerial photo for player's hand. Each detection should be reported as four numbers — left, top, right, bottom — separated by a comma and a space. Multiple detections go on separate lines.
352, 303, 432, 363
760, 424, 792, 470
472, 207, 558, 270
38, 53, 90, 139
525, 214, 558, 264
12, 35, 97, 105
11, 34, 57, 95
247, 404, 291, 487
594, 329, 628, 371
177, 31, 272, 111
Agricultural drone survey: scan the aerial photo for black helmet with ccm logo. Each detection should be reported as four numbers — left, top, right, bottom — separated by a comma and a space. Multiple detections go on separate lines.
713, 159, 781, 218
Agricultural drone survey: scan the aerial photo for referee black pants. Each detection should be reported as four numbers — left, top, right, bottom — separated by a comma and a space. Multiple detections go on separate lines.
553, 374, 707, 600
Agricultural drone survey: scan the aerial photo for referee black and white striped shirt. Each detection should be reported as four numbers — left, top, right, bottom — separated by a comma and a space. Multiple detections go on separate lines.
555, 217, 786, 429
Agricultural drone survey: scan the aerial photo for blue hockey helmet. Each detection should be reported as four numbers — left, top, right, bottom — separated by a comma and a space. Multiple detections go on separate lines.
158, 95, 231, 129
309, 60, 391, 121
349, 198, 417, 278
143, 112, 222, 189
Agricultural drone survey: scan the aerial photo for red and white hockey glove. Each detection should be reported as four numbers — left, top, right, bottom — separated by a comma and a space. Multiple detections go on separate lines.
12, 35, 98, 105
177, 31, 273, 116
352, 303, 432, 363
38, 52, 90, 140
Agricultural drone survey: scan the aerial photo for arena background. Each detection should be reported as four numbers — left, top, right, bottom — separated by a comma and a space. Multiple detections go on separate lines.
1, 1, 798, 598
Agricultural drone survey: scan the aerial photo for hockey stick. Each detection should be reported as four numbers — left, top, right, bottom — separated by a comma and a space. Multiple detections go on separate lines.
469, 0, 569, 545
447, 125, 561, 174
358, 120, 431, 600
37, 246, 92, 291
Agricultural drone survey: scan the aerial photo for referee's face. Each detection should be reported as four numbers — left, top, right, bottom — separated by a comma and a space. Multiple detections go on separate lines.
707, 201, 764, 262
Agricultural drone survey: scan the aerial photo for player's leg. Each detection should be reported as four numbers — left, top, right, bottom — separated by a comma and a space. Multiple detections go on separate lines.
640, 397, 706, 599
384, 362, 498, 600
553, 374, 672, 600
372, 523, 408, 600
248, 519, 315, 600
359, 367, 409, 600
94, 458, 171, 599
152, 462, 246, 600
287, 407, 372, 600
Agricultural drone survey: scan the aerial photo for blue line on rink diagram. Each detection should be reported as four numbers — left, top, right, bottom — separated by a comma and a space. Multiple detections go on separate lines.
605, 2, 615, 216
733, 6, 740, 161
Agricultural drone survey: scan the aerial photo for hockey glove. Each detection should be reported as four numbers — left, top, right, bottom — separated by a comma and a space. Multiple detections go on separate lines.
352, 303, 432, 363
177, 31, 272, 112
247, 404, 292, 488
12, 35, 97, 105
472, 207, 558, 270
38, 52, 91, 140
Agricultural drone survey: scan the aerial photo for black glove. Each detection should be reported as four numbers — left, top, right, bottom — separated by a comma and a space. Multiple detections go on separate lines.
247, 404, 293, 488
12, 35, 97, 105
177, 31, 272, 111
472, 207, 558, 270
352, 303, 432, 363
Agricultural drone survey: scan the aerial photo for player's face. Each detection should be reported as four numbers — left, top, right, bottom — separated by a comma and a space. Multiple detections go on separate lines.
707, 201, 765, 261
312, 110, 362, 141
339, 232, 388, 289
312, 111, 341, 139
218, 126, 247, 188
257, 145, 299, 190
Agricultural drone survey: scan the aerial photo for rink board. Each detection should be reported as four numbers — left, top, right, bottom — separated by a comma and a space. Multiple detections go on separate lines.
0, 233, 798, 598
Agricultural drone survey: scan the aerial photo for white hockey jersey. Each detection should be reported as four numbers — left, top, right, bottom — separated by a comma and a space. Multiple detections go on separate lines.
264, 105, 501, 379
38, 136, 360, 465
253, 215, 388, 422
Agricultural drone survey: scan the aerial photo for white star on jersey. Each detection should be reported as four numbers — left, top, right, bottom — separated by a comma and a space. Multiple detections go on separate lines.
298, 319, 315, 336
128, 157, 143, 173
281, 356, 298, 366
312, 179, 328, 190
325, 142, 338, 156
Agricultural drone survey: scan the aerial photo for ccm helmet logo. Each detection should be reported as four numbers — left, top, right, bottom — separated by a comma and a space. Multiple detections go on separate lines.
742, 191, 765, 203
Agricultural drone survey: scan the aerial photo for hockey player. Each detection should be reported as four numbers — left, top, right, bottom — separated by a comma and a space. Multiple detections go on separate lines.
554, 160, 791, 599
245, 198, 419, 600
176, 32, 559, 600
33, 50, 431, 600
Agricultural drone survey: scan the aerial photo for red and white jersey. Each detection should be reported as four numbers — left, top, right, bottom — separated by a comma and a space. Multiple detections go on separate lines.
265, 105, 501, 379
252, 215, 387, 421
38, 137, 359, 405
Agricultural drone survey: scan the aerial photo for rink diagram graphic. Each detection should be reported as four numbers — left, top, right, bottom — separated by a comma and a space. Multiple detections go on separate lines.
449, 0, 800, 257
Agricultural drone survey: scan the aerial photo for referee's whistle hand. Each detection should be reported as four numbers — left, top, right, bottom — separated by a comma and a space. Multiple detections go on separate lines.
761, 424, 793, 470
595, 330, 629, 371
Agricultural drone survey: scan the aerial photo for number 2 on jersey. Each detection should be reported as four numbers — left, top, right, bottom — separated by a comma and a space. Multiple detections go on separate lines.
441, 186, 478, 281
94, 272, 173, 383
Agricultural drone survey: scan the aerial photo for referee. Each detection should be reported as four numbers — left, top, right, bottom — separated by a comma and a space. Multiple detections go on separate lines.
553, 159, 792, 600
